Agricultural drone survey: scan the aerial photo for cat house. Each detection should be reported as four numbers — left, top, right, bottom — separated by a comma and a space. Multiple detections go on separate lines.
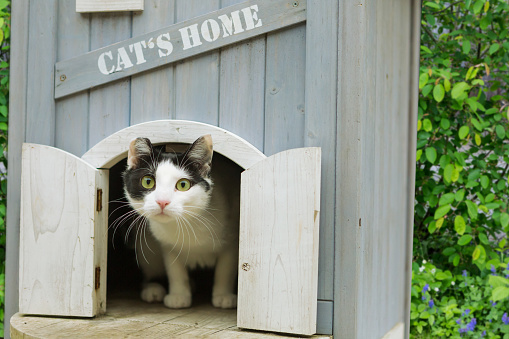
6, 0, 421, 338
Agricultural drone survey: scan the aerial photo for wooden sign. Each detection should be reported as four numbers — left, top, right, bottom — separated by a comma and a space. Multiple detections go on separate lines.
55, 0, 306, 99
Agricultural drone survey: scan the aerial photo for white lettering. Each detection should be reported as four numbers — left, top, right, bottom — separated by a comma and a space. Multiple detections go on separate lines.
218, 11, 245, 37
98, 51, 115, 75
129, 41, 147, 65
156, 33, 173, 57
116, 47, 134, 71
201, 19, 220, 42
179, 24, 203, 50
241, 5, 263, 30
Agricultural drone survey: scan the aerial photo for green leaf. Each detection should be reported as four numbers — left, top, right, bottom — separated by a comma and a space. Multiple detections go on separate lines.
444, 78, 451, 92
472, 246, 481, 261
443, 247, 456, 256
454, 215, 466, 235
416, 149, 422, 162
488, 275, 509, 289
451, 82, 470, 100
444, 164, 454, 183
426, 147, 437, 164
495, 124, 505, 139
473, 244, 486, 263
433, 84, 445, 102
478, 233, 489, 245
422, 84, 433, 97
453, 254, 460, 266
489, 43, 500, 55
500, 213, 509, 228
436, 272, 449, 280
458, 235, 473, 246
428, 221, 437, 234
459, 126, 470, 139
440, 118, 450, 130
423, 119, 432, 132
465, 200, 478, 220
473, 0, 484, 13
439, 193, 455, 206
481, 175, 489, 189
462, 40, 471, 55
419, 73, 429, 89
424, 1, 441, 9
455, 189, 465, 202
434, 204, 451, 220
491, 286, 509, 301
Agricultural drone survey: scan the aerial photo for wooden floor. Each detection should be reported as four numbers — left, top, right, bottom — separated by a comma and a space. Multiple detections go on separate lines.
10, 296, 332, 338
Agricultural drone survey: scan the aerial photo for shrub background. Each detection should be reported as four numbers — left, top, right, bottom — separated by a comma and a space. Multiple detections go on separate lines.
412, 0, 509, 337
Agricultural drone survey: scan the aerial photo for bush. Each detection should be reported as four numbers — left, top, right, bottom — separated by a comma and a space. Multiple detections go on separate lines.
413, 0, 509, 337
0, 0, 9, 337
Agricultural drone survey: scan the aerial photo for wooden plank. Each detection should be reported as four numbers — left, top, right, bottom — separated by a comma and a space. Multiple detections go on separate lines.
404, 2, 421, 338
76, 0, 144, 12
26, 0, 58, 145
130, 0, 176, 124
238, 148, 321, 335
19, 144, 106, 317
81, 120, 266, 169
304, 0, 338, 301
316, 300, 333, 335
218, 0, 266, 151
55, 0, 307, 99
55, 0, 91, 156
263, 24, 306, 156
10, 299, 332, 338
381, 322, 405, 339
5, 0, 29, 336
88, 12, 131, 149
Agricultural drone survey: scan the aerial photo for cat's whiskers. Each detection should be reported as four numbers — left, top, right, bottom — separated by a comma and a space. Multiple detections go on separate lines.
109, 209, 144, 249
179, 214, 200, 246
108, 201, 142, 218
182, 210, 220, 250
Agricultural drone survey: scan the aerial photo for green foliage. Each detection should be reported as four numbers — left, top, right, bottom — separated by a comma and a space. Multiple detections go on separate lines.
413, 0, 509, 337
0, 1, 9, 337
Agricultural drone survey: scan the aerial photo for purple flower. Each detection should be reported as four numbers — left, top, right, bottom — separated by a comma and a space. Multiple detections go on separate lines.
456, 318, 461, 325
422, 295, 426, 301
465, 318, 476, 332
428, 299, 434, 308
459, 328, 467, 333
471, 318, 476, 325
506, 274, 509, 279
491, 300, 497, 307
506, 262, 509, 271
502, 312, 509, 325
482, 330, 486, 337
491, 265, 496, 274
422, 283, 430, 293
462, 270, 468, 277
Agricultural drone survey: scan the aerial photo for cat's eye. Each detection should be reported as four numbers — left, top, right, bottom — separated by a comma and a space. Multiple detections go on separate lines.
176, 178, 192, 191
141, 175, 155, 189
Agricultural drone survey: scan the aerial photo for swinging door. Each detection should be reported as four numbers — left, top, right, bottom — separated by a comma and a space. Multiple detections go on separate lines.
238, 147, 321, 335
19, 144, 108, 317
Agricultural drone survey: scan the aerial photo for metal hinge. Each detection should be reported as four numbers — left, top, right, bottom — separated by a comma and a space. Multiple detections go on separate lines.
96, 188, 103, 212
95, 267, 101, 290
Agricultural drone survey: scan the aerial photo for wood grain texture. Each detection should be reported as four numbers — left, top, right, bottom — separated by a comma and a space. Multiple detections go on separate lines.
25, 0, 58, 145
88, 12, 131, 149
11, 297, 332, 338
304, 0, 337, 302
76, 0, 144, 12
55, 0, 91, 156
130, 0, 175, 124
55, 0, 307, 99
218, 0, 266, 152
19, 144, 107, 317
404, 2, 421, 338
82, 120, 266, 169
238, 148, 321, 335
5, 0, 29, 336
263, 24, 306, 156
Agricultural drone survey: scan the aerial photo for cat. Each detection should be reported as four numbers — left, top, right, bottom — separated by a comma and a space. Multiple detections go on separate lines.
122, 135, 240, 309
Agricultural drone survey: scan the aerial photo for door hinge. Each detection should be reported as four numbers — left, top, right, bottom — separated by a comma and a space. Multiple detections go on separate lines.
96, 188, 103, 212
95, 267, 101, 290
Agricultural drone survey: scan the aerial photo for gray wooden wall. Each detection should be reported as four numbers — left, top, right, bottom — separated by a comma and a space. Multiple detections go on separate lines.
6, 0, 420, 338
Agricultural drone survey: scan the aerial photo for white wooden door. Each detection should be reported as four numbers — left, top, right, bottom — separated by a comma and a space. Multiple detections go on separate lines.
19, 144, 108, 317
238, 147, 321, 335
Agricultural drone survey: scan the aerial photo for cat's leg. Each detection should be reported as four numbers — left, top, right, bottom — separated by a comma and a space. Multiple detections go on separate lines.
138, 233, 166, 303
212, 247, 238, 308
162, 250, 192, 308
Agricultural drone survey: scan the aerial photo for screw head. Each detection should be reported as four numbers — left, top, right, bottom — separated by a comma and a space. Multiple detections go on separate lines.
60, 74, 67, 81
242, 263, 251, 271
292, 1, 299, 7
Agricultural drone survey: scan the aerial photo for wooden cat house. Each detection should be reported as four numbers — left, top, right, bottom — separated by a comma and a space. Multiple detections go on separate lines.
6, 0, 421, 338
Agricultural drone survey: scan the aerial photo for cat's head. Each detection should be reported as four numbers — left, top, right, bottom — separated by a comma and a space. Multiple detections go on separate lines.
123, 135, 213, 222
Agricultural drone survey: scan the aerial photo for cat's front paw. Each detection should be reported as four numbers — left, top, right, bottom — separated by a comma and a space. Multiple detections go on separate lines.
140, 283, 166, 303
164, 294, 192, 309
212, 294, 237, 309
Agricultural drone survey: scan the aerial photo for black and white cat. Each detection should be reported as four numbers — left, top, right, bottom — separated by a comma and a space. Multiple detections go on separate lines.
122, 135, 240, 309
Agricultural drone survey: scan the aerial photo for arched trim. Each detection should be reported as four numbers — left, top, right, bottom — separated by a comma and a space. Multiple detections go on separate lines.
82, 120, 266, 169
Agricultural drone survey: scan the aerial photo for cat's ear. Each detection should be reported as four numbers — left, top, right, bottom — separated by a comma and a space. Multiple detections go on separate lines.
127, 137, 153, 169
184, 135, 213, 176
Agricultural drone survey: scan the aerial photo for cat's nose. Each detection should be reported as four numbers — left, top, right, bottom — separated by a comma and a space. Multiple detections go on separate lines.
156, 200, 170, 210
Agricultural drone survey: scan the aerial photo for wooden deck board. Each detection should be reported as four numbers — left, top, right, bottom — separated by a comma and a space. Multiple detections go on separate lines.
11, 297, 331, 338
